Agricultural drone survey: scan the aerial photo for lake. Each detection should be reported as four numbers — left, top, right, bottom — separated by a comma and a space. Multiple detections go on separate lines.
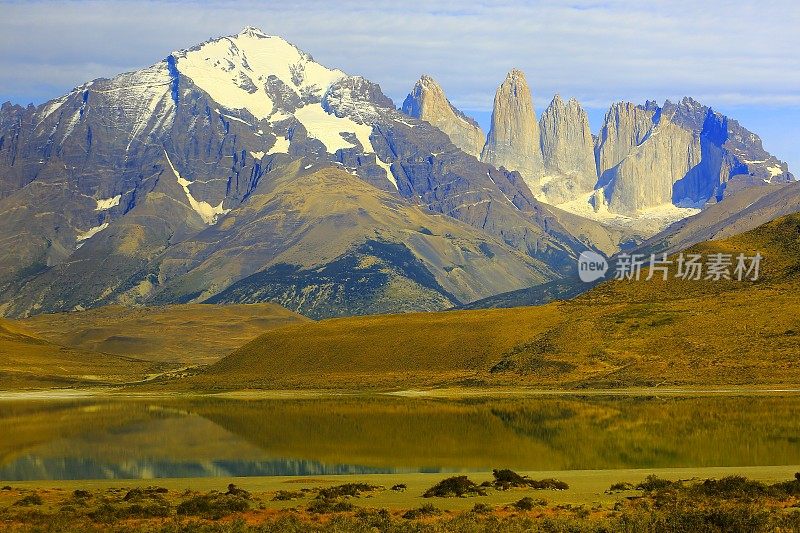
1, 394, 798, 480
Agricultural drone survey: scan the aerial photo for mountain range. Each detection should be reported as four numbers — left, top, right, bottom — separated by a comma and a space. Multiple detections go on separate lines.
0, 27, 795, 319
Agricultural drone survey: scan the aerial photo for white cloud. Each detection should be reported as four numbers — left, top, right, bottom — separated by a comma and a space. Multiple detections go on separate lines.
1, 0, 798, 169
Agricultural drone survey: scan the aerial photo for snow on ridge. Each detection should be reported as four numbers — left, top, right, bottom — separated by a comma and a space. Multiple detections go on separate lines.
293, 104, 397, 189
164, 150, 229, 225
767, 165, 784, 178
375, 156, 397, 190
175, 29, 345, 120
294, 104, 372, 153
76, 222, 109, 248
267, 136, 290, 155
95, 195, 121, 210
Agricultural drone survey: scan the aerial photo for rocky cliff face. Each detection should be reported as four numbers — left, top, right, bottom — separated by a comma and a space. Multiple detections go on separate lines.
480, 69, 545, 187
401, 75, 485, 158
594, 97, 794, 215
398, 68, 794, 243
538, 94, 597, 204
0, 28, 591, 318
599, 119, 701, 214
595, 101, 659, 179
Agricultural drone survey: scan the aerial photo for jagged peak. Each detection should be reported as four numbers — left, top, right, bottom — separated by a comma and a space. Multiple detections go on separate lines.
171, 28, 346, 119
238, 26, 270, 38
506, 68, 526, 80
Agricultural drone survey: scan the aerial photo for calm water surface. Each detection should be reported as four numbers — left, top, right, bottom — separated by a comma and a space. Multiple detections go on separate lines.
1, 395, 798, 480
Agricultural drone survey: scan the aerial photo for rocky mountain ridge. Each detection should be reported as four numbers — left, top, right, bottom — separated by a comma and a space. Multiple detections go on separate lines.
0, 27, 591, 318
402, 74, 794, 232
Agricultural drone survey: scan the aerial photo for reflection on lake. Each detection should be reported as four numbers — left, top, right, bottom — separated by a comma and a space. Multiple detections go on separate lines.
1, 395, 799, 480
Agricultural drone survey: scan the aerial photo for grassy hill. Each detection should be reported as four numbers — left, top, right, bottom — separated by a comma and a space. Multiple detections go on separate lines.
174, 213, 800, 391
0, 303, 308, 389
21, 303, 308, 365
0, 319, 167, 389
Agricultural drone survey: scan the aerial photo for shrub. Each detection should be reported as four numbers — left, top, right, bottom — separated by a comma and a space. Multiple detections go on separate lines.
772, 474, 800, 497
529, 478, 569, 490
353, 508, 392, 528
14, 493, 43, 506
637, 475, 676, 492
272, 490, 305, 501
176, 493, 249, 519
423, 476, 487, 498
493, 469, 530, 490
306, 498, 354, 514
471, 503, 493, 514
513, 496, 546, 511
608, 482, 635, 492
316, 483, 378, 500
88, 493, 171, 523
123, 487, 168, 501
402, 503, 442, 519
391, 484, 407, 491
73, 489, 92, 499
492, 469, 569, 491
692, 476, 768, 498
226, 483, 250, 498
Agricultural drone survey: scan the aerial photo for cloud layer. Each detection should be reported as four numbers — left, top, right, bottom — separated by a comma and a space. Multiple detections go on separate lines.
1, 0, 798, 167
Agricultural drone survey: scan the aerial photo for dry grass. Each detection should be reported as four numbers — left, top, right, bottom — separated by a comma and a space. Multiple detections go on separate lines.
176, 214, 800, 391
21, 303, 308, 364
0, 319, 167, 390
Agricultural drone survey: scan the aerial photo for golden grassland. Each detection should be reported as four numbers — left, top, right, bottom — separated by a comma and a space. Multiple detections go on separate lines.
161, 214, 800, 392
21, 303, 308, 364
0, 303, 307, 390
0, 468, 799, 532
0, 319, 169, 390
0, 215, 799, 393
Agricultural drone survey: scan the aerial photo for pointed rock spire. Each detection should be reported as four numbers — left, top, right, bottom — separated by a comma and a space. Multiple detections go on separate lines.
480, 69, 545, 185
594, 101, 658, 178
538, 94, 597, 203
401, 75, 485, 158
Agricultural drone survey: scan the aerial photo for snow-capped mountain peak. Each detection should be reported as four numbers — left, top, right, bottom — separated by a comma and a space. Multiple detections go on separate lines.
173, 27, 346, 119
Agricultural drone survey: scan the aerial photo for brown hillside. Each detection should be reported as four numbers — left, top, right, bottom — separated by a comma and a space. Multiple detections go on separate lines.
179, 214, 800, 391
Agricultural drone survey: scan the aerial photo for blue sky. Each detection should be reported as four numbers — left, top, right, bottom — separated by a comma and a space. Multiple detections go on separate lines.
2, 0, 798, 171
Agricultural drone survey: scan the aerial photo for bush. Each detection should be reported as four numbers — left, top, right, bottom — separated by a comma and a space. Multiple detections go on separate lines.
226, 483, 250, 498
353, 508, 392, 528
693, 476, 769, 498
316, 483, 378, 500
513, 496, 546, 511
391, 484, 407, 492
272, 490, 305, 501
493, 469, 530, 490
774, 475, 800, 497
89, 495, 170, 523
14, 493, 43, 506
637, 475, 677, 492
402, 503, 441, 519
608, 482, 635, 492
471, 503, 493, 514
492, 469, 569, 491
73, 489, 92, 499
176, 493, 249, 519
423, 476, 487, 498
306, 498, 354, 514
529, 478, 569, 490
123, 487, 168, 501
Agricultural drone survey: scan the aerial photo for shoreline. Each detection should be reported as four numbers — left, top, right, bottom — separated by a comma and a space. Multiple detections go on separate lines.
1, 385, 800, 401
